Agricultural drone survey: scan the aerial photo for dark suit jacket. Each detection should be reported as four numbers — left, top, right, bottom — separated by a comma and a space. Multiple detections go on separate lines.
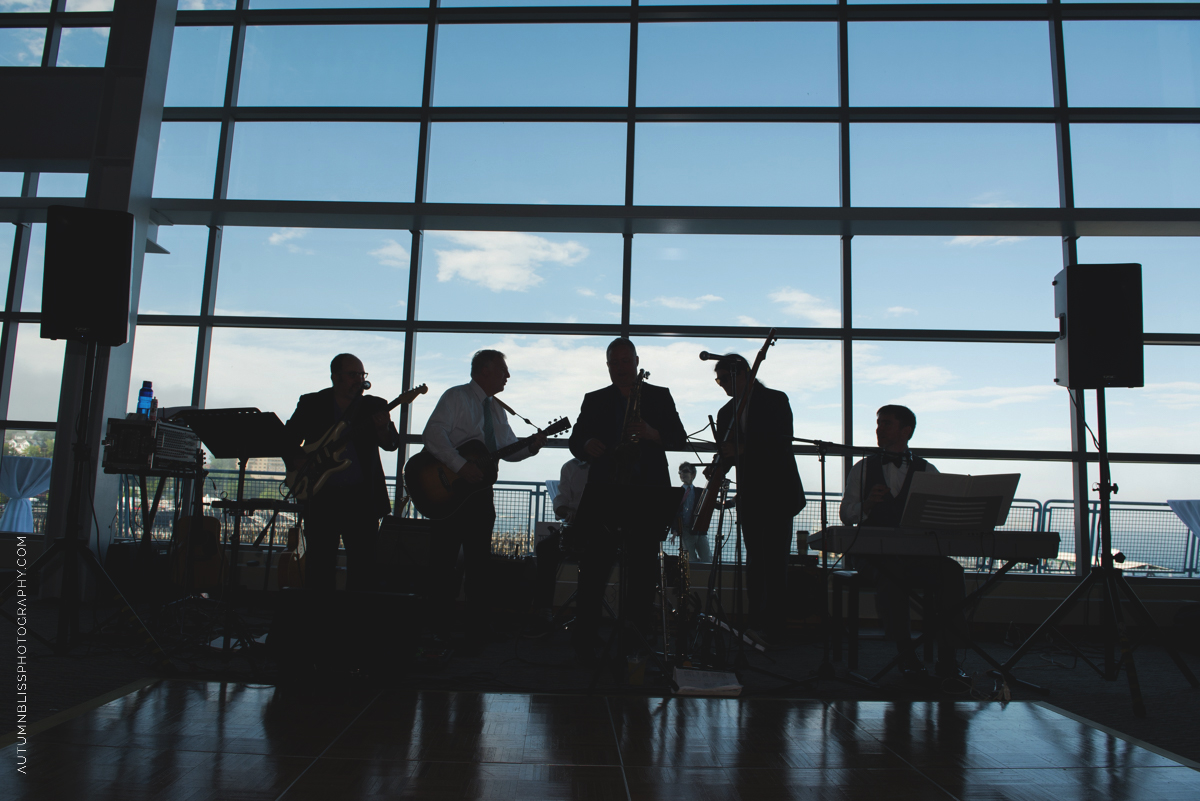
284, 387, 400, 518
569, 383, 687, 488
716, 383, 804, 520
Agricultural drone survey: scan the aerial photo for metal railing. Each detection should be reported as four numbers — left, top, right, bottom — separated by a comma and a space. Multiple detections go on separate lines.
1043, 499, 1199, 577
102, 471, 1199, 578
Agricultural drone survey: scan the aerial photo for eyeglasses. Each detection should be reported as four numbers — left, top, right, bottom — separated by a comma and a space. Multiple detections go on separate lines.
714, 374, 731, 385
339, 371, 368, 379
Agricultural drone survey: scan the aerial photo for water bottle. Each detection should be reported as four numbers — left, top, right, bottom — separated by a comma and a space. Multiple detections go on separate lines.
136, 381, 153, 417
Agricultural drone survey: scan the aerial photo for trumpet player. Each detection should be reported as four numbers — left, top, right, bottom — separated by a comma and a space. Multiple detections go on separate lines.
568, 338, 687, 662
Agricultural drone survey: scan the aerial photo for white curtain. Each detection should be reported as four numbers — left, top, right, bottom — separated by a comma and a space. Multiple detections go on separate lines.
0, 456, 54, 533
1168, 500, 1200, 538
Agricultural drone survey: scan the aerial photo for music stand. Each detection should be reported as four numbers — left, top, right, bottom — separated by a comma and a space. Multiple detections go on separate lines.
578, 481, 682, 690
176, 408, 292, 662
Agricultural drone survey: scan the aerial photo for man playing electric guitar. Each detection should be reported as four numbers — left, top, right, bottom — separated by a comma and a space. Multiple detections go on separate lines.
421, 349, 547, 642
284, 353, 400, 592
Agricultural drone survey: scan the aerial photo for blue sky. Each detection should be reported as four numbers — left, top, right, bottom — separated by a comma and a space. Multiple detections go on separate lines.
4, 14, 1199, 503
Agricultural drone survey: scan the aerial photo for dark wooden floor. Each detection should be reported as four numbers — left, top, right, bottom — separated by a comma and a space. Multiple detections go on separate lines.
7, 681, 1200, 800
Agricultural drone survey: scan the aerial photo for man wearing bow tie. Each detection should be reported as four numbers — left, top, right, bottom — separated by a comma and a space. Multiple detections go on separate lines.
839, 405, 964, 679
840, 405, 938, 526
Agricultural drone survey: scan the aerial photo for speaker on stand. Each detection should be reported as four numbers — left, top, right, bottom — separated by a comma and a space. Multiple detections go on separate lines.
40, 205, 133, 347
0, 206, 171, 669
1001, 263, 1197, 716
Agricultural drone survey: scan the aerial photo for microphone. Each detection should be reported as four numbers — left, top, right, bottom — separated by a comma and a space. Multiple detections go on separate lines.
361, 380, 372, 391
699, 351, 719, 361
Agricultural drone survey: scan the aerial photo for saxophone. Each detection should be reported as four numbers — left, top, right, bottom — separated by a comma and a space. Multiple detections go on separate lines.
614, 369, 648, 484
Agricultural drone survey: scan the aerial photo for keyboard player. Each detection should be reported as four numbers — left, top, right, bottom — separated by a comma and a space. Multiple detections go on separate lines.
839, 405, 966, 680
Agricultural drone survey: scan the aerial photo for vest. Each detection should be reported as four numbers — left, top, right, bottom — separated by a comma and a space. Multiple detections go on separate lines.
861, 453, 931, 528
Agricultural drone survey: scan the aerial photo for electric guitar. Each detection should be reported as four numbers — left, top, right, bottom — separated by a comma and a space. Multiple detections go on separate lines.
285, 384, 428, 501
404, 417, 571, 520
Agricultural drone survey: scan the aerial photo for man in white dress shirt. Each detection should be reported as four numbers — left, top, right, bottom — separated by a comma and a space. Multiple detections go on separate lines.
422, 349, 546, 639
839, 405, 964, 678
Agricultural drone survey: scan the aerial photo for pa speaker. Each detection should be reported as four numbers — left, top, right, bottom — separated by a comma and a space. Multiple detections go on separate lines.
41, 204, 133, 346
1053, 263, 1143, 389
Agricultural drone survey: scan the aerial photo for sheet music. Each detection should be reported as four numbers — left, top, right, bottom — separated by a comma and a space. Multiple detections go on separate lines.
900, 472, 1021, 529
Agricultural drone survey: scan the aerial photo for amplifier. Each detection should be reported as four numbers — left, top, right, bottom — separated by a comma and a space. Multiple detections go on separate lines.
103, 417, 202, 476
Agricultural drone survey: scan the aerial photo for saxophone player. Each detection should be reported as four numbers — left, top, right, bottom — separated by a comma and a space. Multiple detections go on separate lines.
568, 338, 687, 662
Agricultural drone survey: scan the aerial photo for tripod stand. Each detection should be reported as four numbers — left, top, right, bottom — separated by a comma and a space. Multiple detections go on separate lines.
1001, 388, 1198, 716
0, 340, 172, 670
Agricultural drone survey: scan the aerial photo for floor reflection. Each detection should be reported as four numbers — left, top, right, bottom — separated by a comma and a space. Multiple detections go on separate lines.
6, 682, 1199, 801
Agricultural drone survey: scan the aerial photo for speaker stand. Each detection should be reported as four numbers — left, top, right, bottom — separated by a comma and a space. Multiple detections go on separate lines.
0, 340, 172, 670
1001, 388, 1197, 716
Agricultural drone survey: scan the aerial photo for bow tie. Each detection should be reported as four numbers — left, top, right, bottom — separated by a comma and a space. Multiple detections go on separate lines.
881, 451, 907, 467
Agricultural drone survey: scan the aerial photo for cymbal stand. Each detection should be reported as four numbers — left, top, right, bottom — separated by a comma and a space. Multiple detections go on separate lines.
794, 437, 876, 689
215, 455, 261, 673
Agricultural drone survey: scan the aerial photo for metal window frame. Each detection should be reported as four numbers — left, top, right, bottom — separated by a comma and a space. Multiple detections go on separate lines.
1, 2, 1198, 549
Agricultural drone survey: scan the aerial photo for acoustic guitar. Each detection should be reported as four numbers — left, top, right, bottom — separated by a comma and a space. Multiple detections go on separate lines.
285, 384, 428, 502
404, 417, 570, 520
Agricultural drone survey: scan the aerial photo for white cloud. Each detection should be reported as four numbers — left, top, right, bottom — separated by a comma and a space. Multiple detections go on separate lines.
858, 363, 956, 389
576, 288, 596, 297
206, 329, 410, 421
769, 287, 840, 327
655, 294, 723, 311
1143, 382, 1200, 410
4, 27, 44, 64
946, 235, 1029, 247
431, 231, 588, 292
853, 345, 953, 390
369, 239, 410, 268
969, 192, 1022, 209
267, 228, 306, 244
8, 336, 66, 421
885, 306, 918, 317
267, 227, 314, 254
737, 316, 762, 327
889, 384, 1059, 413
603, 293, 622, 305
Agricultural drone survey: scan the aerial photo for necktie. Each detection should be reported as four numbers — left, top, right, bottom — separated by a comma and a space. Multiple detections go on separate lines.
881, 451, 906, 467
482, 397, 498, 452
